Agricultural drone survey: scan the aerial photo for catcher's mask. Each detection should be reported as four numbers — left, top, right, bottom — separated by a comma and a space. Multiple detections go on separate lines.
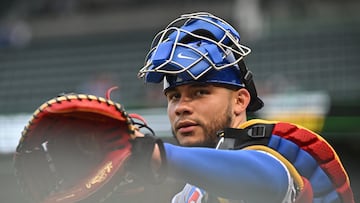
138, 12, 263, 112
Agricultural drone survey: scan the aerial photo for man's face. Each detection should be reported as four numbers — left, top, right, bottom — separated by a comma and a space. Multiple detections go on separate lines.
166, 83, 236, 147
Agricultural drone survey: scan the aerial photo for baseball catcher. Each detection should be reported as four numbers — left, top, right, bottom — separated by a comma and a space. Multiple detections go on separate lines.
13, 90, 166, 203
137, 12, 354, 203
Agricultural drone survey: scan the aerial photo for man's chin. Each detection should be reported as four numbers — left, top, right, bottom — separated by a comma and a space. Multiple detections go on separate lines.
172, 131, 217, 147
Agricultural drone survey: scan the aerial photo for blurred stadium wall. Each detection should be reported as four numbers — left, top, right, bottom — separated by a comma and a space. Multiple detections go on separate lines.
0, 0, 359, 202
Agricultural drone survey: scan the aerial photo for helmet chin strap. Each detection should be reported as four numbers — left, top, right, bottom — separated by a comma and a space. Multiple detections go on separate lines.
237, 59, 264, 112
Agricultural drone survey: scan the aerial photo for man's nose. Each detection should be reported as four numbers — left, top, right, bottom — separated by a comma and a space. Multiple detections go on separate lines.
174, 96, 193, 116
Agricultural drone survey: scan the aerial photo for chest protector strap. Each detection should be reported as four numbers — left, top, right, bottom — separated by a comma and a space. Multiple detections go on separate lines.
216, 119, 354, 203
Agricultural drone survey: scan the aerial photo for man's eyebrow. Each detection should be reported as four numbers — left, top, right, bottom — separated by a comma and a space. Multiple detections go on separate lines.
164, 88, 177, 96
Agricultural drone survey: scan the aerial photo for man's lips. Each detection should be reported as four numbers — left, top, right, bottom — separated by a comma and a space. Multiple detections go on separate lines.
176, 120, 198, 134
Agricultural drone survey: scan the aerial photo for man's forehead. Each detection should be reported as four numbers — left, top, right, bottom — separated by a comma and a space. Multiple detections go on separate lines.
164, 82, 213, 93
164, 82, 241, 95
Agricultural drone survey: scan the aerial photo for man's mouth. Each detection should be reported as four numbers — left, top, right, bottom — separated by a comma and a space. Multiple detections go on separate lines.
176, 120, 198, 134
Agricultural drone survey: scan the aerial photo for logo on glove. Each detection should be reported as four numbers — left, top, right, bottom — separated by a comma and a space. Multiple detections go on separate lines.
86, 161, 113, 189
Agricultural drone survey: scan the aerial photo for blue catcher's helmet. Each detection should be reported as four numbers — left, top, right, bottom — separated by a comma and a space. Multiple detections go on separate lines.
138, 12, 263, 111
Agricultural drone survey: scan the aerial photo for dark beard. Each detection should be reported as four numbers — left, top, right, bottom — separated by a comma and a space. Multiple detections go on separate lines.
171, 105, 233, 148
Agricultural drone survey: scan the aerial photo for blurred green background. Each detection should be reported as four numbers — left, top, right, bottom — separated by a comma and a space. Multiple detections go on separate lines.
0, 0, 359, 202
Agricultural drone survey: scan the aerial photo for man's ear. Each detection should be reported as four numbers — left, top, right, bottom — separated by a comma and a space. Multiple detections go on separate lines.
234, 88, 251, 115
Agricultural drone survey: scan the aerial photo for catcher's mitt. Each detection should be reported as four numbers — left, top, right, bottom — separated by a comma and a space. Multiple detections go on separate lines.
13, 92, 157, 203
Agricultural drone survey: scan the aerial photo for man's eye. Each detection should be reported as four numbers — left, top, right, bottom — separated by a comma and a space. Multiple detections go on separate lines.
167, 93, 180, 101
195, 89, 209, 96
